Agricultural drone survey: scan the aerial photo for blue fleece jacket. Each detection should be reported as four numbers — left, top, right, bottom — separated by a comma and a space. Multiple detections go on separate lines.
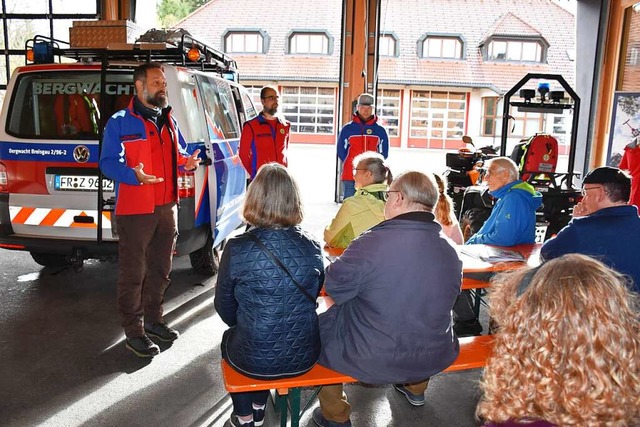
466, 181, 542, 246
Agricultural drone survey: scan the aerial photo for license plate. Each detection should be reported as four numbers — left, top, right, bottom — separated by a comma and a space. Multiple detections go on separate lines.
54, 175, 114, 192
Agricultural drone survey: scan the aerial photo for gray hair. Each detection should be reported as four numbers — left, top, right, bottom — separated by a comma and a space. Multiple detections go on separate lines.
487, 157, 519, 182
353, 151, 393, 185
393, 171, 438, 211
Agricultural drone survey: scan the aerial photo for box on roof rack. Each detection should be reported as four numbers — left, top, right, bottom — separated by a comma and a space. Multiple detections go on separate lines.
69, 20, 142, 49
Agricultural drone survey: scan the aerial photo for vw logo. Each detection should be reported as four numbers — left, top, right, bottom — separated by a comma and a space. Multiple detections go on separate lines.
73, 145, 90, 163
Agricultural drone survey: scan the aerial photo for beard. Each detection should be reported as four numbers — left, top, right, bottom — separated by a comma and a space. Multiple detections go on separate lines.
144, 88, 169, 108
264, 105, 278, 116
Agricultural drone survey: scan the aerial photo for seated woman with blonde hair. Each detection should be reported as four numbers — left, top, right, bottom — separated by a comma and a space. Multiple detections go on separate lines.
324, 151, 392, 248
433, 173, 464, 244
478, 253, 640, 426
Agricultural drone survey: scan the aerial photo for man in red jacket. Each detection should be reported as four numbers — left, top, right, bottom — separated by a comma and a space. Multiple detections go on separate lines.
239, 86, 290, 180
100, 62, 201, 358
336, 93, 389, 199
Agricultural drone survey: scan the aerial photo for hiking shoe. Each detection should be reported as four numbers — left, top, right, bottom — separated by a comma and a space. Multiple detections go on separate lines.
229, 413, 254, 427
125, 335, 160, 358
453, 319, 483, 337
144, 322, 179, 342
312, 407, 352, 427
393, 384, 426, 406
253, 406, 265, 427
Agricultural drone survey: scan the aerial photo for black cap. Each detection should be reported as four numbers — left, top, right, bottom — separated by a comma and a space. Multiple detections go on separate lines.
583, 166, 630, 185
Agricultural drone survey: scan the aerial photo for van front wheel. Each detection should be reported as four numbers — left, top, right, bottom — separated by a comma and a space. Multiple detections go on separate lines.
189, 235, 224, 276
30, 252, 71, 268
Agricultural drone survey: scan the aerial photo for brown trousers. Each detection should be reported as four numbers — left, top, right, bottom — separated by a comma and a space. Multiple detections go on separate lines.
318, 380, 429, 423
116, 203, 178, 337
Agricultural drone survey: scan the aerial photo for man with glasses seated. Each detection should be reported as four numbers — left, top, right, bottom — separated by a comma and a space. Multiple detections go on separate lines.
541, 166, 640, 292
313, 172, 461, 427
456, 157, 543, 336
239, 85, 290, 180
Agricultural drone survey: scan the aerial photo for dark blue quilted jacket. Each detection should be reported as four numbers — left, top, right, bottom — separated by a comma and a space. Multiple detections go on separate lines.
215, 226, 324, 379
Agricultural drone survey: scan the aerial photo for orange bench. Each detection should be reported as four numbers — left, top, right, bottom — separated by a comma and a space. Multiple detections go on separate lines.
462, 276, 492, 317
221, 335, 494, 427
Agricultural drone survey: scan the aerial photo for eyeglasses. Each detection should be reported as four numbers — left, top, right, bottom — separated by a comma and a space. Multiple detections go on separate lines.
352, 168, 368, 176
382, 190, 401, 201
581, 186, 600, 196
262, 95, 279, 101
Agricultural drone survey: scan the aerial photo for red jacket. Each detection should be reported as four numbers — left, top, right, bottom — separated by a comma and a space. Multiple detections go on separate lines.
100, 100, 191, 215
336, 113, 389, 181
620, 145, 640, 207
239, 113, 290, 179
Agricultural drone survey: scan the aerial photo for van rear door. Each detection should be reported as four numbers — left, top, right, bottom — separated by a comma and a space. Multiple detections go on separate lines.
0, 68, 132, 246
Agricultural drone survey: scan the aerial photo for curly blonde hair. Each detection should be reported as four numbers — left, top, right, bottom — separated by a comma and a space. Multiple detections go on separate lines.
477, 254, 640, 426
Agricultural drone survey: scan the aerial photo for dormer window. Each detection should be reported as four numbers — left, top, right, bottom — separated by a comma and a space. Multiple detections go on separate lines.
379, 33, 399, 57
417, 34, 464, 59
223, 30, 269, 54
287, 31, 333, 55
485, 37, 546, 62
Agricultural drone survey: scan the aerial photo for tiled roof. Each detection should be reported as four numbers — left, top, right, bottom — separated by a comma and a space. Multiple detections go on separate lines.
482, 12, 543, 40
176, 0, 574, 93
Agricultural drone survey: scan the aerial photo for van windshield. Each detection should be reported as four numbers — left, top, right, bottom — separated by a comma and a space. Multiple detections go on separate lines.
6, 71, 133, 140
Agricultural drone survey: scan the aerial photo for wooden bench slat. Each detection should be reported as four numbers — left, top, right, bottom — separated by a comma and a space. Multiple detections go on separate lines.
461, 277, 491, 290
222, 362, 356, 393
221, 335, 494, 393
443, 335, 494, 371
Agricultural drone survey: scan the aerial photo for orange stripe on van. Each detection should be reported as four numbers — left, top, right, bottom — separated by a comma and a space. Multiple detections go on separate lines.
12, 207, 36, 224
40, 208, 65, 226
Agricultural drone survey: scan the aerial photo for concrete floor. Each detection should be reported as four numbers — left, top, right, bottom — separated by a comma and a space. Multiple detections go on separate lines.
0, 144, 488, 427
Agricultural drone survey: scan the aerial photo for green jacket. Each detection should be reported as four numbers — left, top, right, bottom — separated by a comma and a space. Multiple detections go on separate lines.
324, 183, 387, 248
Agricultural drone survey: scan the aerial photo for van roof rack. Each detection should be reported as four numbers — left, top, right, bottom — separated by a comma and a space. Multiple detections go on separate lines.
25, 28, 238, 79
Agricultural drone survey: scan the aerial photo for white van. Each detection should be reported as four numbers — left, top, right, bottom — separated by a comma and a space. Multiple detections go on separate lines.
0, 31, 256, 274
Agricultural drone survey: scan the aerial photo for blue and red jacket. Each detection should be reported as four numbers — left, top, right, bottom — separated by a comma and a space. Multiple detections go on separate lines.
239, 113, 290, 179
99, 98, 191, 216
337, 113, 389, 181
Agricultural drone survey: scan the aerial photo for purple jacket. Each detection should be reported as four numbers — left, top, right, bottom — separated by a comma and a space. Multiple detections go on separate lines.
318, 211, 462, 384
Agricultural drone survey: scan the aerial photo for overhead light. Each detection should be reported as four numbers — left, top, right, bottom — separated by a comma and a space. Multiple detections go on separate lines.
519, 89, 536, 102
550, 90, 565, 103
537, 82, 550, 100
187, 46, 201, 62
